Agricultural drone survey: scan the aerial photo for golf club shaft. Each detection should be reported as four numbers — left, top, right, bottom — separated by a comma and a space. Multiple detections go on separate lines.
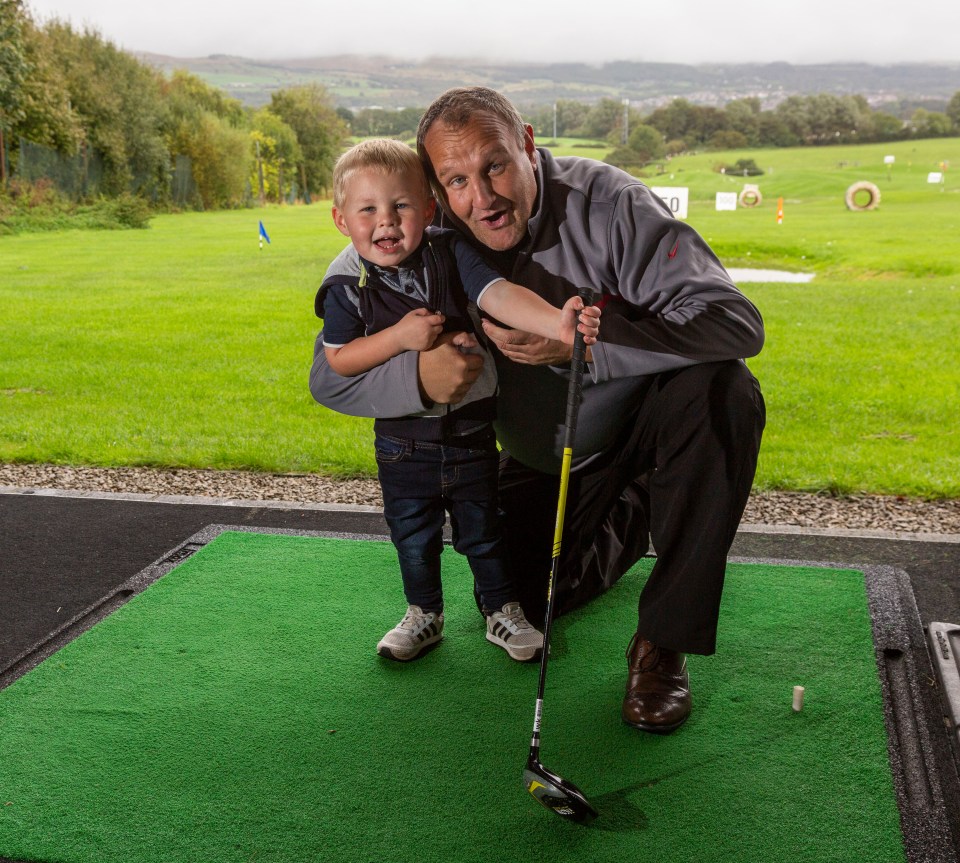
529, 289, 593, 759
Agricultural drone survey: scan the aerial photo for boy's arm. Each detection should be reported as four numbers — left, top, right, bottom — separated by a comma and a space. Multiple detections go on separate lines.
311, 330, 485, 413
447, 234, 598, 349
478, 281, 600, 346
325, 333, 403, 377
325, 309, 445, 377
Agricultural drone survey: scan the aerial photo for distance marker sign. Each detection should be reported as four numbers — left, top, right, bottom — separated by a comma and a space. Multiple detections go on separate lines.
651, 186, 689, 219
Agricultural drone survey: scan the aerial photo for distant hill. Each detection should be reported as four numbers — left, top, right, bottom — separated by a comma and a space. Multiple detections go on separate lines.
138, 53, 960, 114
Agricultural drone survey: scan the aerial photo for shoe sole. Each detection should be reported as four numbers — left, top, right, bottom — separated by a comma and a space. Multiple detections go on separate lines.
622, 712, 690, 734
376, 634, 442, 662
485, 632, 542, 662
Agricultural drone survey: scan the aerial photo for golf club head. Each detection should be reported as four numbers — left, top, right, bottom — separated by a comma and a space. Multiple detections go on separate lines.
523, 758, 598, 824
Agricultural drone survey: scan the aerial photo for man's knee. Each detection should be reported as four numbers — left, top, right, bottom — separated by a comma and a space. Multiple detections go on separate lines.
659, 360, 764, 439
712, 361, 765, 446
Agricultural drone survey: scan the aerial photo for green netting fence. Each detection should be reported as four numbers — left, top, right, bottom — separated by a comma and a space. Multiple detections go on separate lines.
13, 138, 198, 207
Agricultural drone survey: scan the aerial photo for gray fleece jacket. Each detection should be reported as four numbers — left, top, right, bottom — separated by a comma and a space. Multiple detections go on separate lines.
309, 148, 764, 474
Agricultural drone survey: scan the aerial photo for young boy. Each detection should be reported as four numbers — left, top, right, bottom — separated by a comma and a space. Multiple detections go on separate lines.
318, 138, 600, 663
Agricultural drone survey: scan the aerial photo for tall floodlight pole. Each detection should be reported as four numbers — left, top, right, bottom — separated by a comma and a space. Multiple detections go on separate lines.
622, 98, 630, 145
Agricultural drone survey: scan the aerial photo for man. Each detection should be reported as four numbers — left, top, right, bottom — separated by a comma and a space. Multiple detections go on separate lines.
310, 87, 765, 734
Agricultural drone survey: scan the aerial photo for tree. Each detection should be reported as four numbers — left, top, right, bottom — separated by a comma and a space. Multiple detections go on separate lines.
723, 99, 760, 146
947, 91, 960, 132
604, 146, 644, 171
581, 98, 624, 140
269, 84, 348, 199
772, 94, 872, 145
709, 130, 749, 151
525, 103, 554, 140
172, 110, 249, 208
335, 106, 353, 130
648, 99, 695, 143
0, 0, 30, 184
910, 108, 953, 138
161, 69, 244, 128
250, 108, 302, 202
160, 70, 249, 208
867, 111, 905, 142
647, 99, 725, 148
774, 95, 812, 143
41, 22, 168, 196
349, 106, 422, 139
756, 113, 798, 148
15, 17, 83, 153
626, 124, 665, 162
525, 100, 591, 140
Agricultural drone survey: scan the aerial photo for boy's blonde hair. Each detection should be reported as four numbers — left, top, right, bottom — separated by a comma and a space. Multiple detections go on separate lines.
332, 139, 430, 209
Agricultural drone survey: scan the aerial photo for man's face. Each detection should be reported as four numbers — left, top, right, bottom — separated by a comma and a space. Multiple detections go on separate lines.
332, 166, 436, 269
423, 112, 538, 252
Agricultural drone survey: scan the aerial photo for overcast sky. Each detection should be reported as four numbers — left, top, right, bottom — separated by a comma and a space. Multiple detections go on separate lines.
22, 0, 960, 65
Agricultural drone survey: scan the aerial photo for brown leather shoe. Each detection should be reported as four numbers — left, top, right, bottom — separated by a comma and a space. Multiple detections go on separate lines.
622, 633, 691, 733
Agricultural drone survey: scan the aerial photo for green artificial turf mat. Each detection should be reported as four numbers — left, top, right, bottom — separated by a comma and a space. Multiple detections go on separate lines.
0, 531, 904, 863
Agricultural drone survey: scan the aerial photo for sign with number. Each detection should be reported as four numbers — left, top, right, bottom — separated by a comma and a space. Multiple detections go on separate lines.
651, 187, 689, 219
715, 192, 737, 211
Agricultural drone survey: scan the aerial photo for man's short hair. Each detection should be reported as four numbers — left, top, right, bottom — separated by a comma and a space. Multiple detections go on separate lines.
332, 138, 428, 209
416, 87, 528, 182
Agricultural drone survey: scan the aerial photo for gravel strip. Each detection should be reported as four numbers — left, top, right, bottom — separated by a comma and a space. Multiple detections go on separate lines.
2, 463, 959, 536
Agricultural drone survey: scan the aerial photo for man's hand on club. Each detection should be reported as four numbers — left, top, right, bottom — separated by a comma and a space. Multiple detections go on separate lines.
481, 319, 582, 366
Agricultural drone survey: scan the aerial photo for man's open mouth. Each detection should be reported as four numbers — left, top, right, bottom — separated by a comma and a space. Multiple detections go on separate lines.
479, 210, 509, 228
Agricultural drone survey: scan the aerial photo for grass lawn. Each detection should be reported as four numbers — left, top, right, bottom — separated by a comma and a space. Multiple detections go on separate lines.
1, 138, 958, 497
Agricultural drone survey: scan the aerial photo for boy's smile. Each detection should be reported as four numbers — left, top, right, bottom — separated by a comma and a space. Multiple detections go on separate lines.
332, 166, 436, 269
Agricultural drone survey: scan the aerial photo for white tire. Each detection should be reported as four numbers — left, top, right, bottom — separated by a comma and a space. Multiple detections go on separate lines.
738, 186, 762, 208
845, 181, 881, 211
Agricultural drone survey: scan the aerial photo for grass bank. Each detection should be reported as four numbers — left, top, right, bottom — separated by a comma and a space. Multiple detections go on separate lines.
1, 139, 958, 497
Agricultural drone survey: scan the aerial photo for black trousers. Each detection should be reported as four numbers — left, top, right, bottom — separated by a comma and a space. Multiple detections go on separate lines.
497, 359, 765, 656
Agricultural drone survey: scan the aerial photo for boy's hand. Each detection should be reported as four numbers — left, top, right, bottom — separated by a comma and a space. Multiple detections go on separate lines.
394, 308, 444, 352
451, 331, 480, 352
559, 295, 601, 346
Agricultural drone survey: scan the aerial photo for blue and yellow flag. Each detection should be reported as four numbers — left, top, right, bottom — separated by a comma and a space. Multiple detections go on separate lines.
258, 221, 271, 247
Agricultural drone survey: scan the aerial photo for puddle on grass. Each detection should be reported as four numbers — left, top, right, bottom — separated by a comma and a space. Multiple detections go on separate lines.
727, 268, 815, 283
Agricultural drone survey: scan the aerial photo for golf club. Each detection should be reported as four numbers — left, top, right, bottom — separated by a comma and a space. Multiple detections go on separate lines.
522, 289, 599, 825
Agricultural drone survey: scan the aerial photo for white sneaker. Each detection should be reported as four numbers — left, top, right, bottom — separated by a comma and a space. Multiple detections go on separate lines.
486, 602, 544, 662
377, 605, 444, 661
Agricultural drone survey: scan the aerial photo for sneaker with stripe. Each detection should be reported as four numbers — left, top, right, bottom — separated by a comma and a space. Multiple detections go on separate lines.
377, 605, 444, 661
486, 602, 544, 662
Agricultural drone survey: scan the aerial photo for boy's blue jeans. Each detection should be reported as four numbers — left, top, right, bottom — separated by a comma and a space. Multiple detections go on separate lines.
374, 429, 513, 613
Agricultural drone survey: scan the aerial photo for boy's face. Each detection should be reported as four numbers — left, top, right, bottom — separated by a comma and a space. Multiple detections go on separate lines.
332, 167, 436, 268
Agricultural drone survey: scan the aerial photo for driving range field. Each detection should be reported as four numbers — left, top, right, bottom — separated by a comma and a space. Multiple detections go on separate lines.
1, 137, 958, 498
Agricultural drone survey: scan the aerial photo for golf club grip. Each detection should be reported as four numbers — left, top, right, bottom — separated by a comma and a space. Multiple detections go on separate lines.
564, 334, 586, 444
563, 288, 595, 446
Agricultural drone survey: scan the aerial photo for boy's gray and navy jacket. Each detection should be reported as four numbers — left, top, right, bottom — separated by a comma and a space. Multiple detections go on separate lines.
315, 229, 500, 442
310, 147, 765, 474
